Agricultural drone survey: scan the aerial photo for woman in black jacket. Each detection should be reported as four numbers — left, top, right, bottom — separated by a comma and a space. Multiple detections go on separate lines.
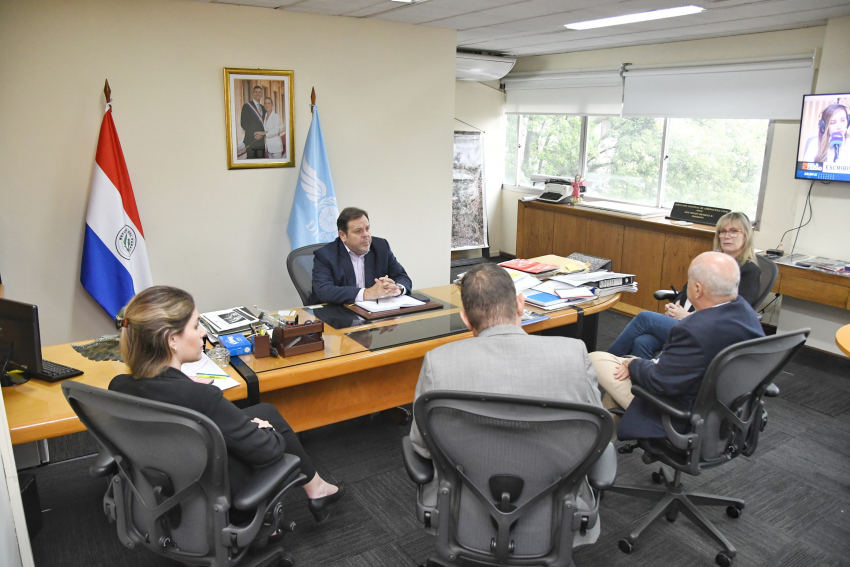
607, 211, 760, 359
109, 286, 344, 523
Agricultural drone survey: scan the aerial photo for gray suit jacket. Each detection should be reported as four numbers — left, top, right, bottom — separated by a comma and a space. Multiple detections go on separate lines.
408, 324, 605, 546
410, 324, 603, 458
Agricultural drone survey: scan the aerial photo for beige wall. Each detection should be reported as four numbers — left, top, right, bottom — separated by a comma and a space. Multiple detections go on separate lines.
454, 81, 506, 255
0, 0, 456, 345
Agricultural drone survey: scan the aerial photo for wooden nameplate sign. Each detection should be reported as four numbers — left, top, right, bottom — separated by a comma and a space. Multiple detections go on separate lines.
666, 202, 730, 226
346, 300, 443, 320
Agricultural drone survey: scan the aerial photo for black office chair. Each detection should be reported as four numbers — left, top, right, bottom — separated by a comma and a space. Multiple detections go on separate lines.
402, 391, 617, 567
286, 243, 328, 305
751, 254, 779, 308
607, 329, 809, 567
654, 256, 778, 311
62, 382, 307, 567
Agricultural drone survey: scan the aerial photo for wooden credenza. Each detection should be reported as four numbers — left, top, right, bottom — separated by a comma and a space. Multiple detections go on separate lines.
516, 200, 716, 314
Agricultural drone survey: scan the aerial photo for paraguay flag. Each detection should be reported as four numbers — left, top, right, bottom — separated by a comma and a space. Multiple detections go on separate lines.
80, 104, 152, 318
287, 105, 339, 250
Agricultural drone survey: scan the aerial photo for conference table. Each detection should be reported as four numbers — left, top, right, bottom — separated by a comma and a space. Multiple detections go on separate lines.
4, 284, 620, 446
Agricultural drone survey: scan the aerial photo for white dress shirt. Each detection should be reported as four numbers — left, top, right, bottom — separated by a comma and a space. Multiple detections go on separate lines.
344, 243, 405, 302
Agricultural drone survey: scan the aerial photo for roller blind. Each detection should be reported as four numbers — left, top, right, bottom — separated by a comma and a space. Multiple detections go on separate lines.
622, 53, 815, 119
504, 67, 622, 116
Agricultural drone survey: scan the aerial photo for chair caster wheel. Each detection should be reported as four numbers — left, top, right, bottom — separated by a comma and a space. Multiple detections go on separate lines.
716, 551, 733, 567
279, 552, 294, 567
726, 506, 742, 519
651, 471, 663, 484
666, 508, 678, 522
618, 539, 634, 554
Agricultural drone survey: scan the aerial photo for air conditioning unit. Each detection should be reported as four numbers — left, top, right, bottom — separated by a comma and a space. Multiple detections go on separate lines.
456, 52, 516, 81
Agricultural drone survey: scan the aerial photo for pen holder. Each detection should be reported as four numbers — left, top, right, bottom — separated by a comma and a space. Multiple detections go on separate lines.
249, 334, 271, 358
272, 321, 324, 357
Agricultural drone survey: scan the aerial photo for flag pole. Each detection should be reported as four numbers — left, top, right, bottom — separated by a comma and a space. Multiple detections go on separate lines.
311, 87, 316, 114
104, 79, 112, 105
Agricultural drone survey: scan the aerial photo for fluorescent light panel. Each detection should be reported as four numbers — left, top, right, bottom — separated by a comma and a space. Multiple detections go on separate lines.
565, 5, 705, 30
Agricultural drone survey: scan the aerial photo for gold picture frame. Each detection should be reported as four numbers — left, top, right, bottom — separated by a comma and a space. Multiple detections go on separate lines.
224, 68, 295, 169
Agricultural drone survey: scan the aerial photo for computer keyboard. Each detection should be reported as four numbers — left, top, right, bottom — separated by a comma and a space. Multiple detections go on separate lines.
40, 359, 83, 381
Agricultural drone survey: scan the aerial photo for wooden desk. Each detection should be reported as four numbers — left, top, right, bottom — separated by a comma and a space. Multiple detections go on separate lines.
836, 325, 850, 357
4, 284, 619, 444
516, 200, 714, 314
771, 262, 850, 311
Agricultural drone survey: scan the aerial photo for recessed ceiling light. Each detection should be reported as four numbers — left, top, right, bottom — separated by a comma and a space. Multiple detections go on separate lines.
564, 5, 705, 30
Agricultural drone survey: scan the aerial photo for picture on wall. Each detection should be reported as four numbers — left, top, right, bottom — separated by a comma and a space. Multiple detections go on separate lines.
451, 131, 489, 250
223, 68, 295, 169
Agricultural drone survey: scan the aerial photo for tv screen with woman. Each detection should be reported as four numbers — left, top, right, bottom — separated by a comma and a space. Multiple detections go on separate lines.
796, 93, 850, 182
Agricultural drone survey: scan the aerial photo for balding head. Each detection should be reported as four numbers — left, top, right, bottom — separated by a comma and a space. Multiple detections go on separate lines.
686, 252, 740, 310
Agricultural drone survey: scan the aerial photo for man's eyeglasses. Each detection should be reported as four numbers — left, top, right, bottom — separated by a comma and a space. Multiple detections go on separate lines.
718, 229, 742, 237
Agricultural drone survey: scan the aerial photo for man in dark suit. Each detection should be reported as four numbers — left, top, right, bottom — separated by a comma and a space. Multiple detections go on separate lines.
590, 252, 764, 440
240, 85, 266, 159
308, 207, 412, 305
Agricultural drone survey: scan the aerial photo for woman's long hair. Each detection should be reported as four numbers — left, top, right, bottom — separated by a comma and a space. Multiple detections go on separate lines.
119, 286, 195, 379
713, 212, 756, 266
815, 104, 849, 163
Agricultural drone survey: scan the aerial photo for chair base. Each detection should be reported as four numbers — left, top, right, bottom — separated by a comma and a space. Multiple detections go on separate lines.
608, 467, 744, 567
420, 559, 576, 567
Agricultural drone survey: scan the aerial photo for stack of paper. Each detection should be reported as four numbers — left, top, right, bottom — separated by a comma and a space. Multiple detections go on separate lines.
201, 307, 259, 335
528, 254, 590, 274
498, 258, 561, 274
591, 283, 638, 297
523, 280, 598, 311
355, 295, 425, 313
502, 268, 540, 294
549, 271, 635, 287
181, 353, 241, 391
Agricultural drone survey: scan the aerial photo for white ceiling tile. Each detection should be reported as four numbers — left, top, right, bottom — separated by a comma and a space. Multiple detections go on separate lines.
501, 8, 848, 55
373, 0, 523, 24
341, 2, 398, 17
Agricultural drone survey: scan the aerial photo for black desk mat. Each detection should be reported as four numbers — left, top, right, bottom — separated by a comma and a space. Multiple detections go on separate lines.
345, 313, 467, 351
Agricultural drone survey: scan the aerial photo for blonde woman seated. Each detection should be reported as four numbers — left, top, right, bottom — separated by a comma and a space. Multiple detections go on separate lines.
110, 286, 343, 523
606, 211, 760, 360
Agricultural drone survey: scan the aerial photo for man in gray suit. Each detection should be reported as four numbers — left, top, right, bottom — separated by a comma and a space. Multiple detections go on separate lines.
409, 262, 604, 545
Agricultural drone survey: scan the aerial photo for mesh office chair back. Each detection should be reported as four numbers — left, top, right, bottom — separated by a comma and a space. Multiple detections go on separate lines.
752, 255, 779, 308
62, 382, 251, 566
415, 391, 613, 567
692, 329, 809, 464
286, 243, 329, 305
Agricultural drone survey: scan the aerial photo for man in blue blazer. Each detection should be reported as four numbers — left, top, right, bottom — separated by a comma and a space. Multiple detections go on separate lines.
590, 252, 764, 440
308, 207, 412, 305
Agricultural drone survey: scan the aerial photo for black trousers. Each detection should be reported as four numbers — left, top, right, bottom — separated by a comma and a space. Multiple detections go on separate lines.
228, 403, 318, 502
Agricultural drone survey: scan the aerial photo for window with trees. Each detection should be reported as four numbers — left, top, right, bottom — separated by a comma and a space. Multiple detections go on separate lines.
505, 115, 770, 219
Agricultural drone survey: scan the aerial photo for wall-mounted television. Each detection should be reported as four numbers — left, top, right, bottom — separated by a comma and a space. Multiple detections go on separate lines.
796, 93, 850, 182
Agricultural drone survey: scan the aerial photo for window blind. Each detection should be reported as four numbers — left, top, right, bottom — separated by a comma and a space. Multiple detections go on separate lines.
622, 53, 815, 119
504, 67, 622, 116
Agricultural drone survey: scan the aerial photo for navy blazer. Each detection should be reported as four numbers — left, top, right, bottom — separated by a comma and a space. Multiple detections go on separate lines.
308, 236, 412, 305
619, 296, 764, 440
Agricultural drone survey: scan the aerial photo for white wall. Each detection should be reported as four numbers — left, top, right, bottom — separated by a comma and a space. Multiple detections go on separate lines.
775, 16, 850, 354
454, 81, 506, 256
0, 0, 457, 345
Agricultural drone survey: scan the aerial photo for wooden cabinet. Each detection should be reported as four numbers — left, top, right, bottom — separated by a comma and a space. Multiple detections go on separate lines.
516, 200, 716, 313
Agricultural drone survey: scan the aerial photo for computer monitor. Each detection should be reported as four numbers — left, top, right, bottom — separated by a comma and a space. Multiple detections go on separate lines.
0, 298, 43, 384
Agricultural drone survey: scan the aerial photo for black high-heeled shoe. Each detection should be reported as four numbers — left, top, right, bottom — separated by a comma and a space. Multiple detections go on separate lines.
307, 483, 346, 523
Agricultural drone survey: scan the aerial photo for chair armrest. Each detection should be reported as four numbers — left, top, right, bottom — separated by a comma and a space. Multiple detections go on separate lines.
631, 385, 691, 421
653, 290, 677, 301
764, 383, 780, 397
89, 451, 117, 477
402, 436, 434, 485
587, 442, 617, 490
233, 454, 301, 511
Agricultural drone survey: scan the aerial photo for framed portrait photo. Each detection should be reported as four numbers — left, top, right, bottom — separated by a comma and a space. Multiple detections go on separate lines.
223, 68, 295, 169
